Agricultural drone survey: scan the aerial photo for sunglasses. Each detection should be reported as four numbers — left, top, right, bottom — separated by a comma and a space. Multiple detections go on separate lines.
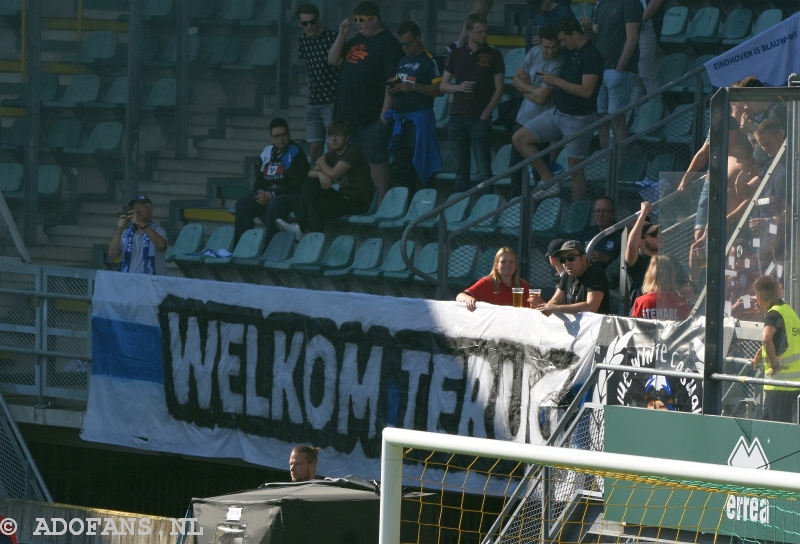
300, 18, 318, 27
353, 16, 374, 23
645, 231, 659, 238
559, 254, 582, 264
400, 40, 414, 47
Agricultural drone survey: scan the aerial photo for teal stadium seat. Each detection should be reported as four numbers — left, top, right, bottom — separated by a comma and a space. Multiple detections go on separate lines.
140, 35, 162, 62
530, 197, 562, 237
118, 0, 173, 21
473, 201, 518, 234
353, 240, 415, 279
292, 234, 356, 272
349, 186, 409, 225
629, 101, 663, 136
324, 238, 384, 279
62, 31, 118, 64
146, 34, 201, 67
1, 118, 26, 151
42, 74, 100, 108
724, 9, 782, 46
664, 104, 696, 144
384, 242, 438, 281
142, 78, 176, 110
440, 245, 479, 286
656, 53, 689, 88
262, 232, 325, 270
503, 48, 526, 85
659, 7, 689, 40
241, 0, 279, 27
200, 0, 254, 24
235, 231, 295, 267
165, 224, 204, 262
203, 227, 265, 264
174, 225, 235, 264
491, 144, 513, 187
200, 35, 242, 66
646, 153, 675, 181
472, 247, 500, 283
42, 120, 84, 151
418, 192, 470, 227
433, 95, 449, 130
222, 37, 278, 70
446, 194, 500, 233
684, 55, 715, 95
584, 150, 608, 186
695, 8, 752, 45
63, 121, 124, 156
3, 164, 61, 200
618, 149, 647, 182
379, 188, 437, 228
0, 0, 22, 16
86, 76, 128, 110
0, 73, 59, 107
0, 163, 23, 193
559, 200, 591, 237
661, 7, 720, 45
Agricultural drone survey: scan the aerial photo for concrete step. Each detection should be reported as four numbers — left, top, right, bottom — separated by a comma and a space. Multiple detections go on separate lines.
27, 245, 94, 265
193, 138, 260, 151
155, 157, 243, 174
224, 126, 271, 141
196, 148, 258, 162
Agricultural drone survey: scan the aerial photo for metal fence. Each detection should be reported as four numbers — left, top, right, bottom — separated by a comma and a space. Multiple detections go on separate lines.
0, 391, 52, 501
0, 262, 93, 401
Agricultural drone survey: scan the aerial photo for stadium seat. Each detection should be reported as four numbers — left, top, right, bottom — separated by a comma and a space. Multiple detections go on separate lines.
663, 104, 696, 144
661, 7, 720, 45
378, 188, 437, 228
348, 186, 409, 225
724, 9, 782, 45
0, 163, 23, 193
235, 230, 295, 267
174, 225, 235, 264
383, 242, 438, 281
118, 0, 173, 21
292, 234, 356, 273
0, 0, 22, 17
418, 192, 470, 227
434, 147, 478, 182
530, 197, 561, 236
659, 7, 689, 40
694, 8, 752, 45
324, 238, 384, 279
443, 244, 479, 286
85, 76, 128, 110
656, 53, 689, 88
145, 34, 201, 67
353, 240, 415, 279
684, 55, 715, 95
42, 74, 101, 108
140, 34, 162, 62
42, 120, 84, 151
203, 227, 264, 264
240, 0, 279, 27
446, 194, 500, 233
618, 149, 648, 182
503, 48, 526, 85
629, 101, 663, 136
200, 0, 254, 24
646, 153, 675, 181
490, 144, 513, 187
221, 37, 278, 70
262, 232, 325, 270
433, 94, 449, 129
0, 73, 59, 107
63, 121, 123, 156
472, 247, 499, 282
190, 0, 216, 20
62, 31, 118, 64
142, 78, 176, 110
199, 35, 242, 66
584, 150, 608, 185
0, 118, 26, 151
165, 223, 204, 262
559, 200, 591, 237
2, 164, 61, 200
473, 201, 517, 234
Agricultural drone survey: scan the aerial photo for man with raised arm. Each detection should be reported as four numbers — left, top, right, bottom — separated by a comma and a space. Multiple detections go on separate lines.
108, 195, 168, 275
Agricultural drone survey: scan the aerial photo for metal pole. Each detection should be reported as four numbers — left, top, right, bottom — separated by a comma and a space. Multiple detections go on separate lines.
125, 0, 143, 202
702, 89, 730, 416
424, 0, 438, 55
175, 0, 190, 158
23, 0, 41, 245
276, 0, 292, 114
787, 74, 800, 310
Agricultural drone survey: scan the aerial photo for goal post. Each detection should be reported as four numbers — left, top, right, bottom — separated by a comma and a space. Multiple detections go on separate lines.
379, 427, 800, 544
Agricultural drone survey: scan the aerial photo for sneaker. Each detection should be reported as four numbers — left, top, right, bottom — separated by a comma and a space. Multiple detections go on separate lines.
531, 181, 560, 200
445, 41, 459, 54
276, 218, 303, 242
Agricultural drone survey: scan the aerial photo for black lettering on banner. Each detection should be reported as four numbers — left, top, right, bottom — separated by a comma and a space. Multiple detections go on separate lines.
158, 296, 579, 459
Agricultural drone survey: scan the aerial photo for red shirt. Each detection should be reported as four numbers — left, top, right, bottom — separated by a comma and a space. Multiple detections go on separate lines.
464, 276, 530, 306
631, 292, 690, 321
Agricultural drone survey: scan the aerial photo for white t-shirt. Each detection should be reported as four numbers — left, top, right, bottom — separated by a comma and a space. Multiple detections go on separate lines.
516, 46, 564, 125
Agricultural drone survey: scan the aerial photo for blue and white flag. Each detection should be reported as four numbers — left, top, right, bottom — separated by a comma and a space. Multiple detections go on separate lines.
705, 13, 800, 88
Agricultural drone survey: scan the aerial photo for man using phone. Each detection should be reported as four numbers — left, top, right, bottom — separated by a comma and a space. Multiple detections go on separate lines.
108, 195, 168, 275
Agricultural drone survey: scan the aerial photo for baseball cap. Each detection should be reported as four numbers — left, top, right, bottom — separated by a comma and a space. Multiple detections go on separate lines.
128, 195, 152, 206
546, 238, 567, 258
641, 222, 659, 238
552, 240, 585, 258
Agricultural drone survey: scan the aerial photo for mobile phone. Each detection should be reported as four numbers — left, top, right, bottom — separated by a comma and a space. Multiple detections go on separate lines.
122, 205, 132, 214
386, 79, 400, 88
536, 71, 546, 77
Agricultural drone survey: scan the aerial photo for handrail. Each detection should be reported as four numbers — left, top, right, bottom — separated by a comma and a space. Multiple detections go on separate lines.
401, 61, 711, 287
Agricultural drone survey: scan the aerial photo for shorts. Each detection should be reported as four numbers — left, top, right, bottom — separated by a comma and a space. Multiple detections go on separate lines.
350, 120, 390, 163
597, 69, 637, 115
523, 108, 596, 160
304, 103, 335, 143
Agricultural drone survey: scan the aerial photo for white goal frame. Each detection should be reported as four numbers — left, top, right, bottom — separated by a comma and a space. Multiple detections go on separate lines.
379, 427, 800, 544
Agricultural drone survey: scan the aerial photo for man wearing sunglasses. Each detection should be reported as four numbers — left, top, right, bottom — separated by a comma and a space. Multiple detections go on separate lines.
297, 4, 339, 163
328, 1, 404, 204
537, 240, 610, 315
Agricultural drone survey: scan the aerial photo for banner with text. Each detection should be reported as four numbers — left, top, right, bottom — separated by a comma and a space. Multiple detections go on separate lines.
705, 12, 800, 88
82, 272, 603, 481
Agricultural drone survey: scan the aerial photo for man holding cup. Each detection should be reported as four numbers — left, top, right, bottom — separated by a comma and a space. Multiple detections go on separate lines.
537, 240, 610, 315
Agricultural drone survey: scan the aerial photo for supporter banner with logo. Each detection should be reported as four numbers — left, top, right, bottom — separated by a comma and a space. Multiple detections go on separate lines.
82, 272, 603, 481
594, 315, 705, 413
705, 12, 800, 88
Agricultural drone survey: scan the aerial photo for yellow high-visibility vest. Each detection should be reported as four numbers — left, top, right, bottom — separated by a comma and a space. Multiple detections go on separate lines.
762, 303, 800, 391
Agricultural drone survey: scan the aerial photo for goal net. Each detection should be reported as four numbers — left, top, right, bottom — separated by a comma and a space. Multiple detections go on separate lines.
380, 412, 800, 544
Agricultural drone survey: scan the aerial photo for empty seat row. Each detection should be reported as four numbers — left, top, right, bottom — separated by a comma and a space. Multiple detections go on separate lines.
1, 118, 123, 155
0, 163, 62, 200
661, 7, 783, 47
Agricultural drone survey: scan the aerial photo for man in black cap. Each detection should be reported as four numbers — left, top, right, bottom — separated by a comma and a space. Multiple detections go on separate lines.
541, 237, 566, 301
108, 195, 168, 275
537, 240, 610, 315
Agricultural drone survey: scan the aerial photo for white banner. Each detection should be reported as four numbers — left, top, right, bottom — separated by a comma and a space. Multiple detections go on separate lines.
82, 272, 603, 481
705, 13, 800, 88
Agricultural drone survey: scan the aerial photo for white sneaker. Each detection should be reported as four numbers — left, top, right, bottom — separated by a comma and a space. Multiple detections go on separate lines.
531, 181, 560, 200
276, 218, 303, 242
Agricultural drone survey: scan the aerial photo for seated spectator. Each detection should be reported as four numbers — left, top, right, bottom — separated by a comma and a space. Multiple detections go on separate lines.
541, 237, 566, 301
579, 196, 621, 269
537, 240, 610, 315
276, 120, 372, 241
630, 255, 689, 321
643, 375, 674, 411
456, 247, 529, 311
234, 118, 309, 246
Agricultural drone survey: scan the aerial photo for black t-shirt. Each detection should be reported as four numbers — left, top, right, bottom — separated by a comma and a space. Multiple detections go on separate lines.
557, 263, 610, 314
594, 0, 643, 72
765, 307, 789, 357
298, 28, 340, 105
445, 44, 505, 117
393, 49, 443, 113
554, 41, 603, 116
325, 145, 373, 205
531, 3, 576, 27
333, 29, 404, 129
255, 142, 309, 196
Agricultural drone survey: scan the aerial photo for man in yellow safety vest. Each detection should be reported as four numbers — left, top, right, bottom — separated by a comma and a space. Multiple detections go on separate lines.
751, 275, 800, 423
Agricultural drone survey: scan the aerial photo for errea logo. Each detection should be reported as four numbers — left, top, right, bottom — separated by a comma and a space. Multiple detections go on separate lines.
725, 437, 770, 523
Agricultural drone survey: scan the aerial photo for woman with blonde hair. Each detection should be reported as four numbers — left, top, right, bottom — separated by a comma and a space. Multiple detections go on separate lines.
630, 255, 689, 321
456, 247, 529, 312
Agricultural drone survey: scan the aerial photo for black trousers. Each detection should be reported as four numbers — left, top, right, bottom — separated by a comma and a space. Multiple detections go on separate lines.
295, 178, 370, 233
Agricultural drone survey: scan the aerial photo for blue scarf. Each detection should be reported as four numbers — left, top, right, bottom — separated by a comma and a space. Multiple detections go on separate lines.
119, 221, 157, 274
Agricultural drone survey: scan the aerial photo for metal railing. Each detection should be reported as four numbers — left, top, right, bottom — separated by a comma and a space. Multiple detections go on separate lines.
0, 390, 52, 501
